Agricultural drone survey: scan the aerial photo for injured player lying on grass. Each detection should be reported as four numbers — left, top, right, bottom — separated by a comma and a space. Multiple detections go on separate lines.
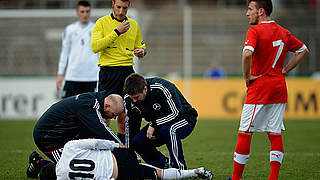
36, 139, 213, 180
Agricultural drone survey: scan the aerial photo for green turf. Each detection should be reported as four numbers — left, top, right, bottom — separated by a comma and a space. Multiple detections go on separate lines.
0, 119, 319, 180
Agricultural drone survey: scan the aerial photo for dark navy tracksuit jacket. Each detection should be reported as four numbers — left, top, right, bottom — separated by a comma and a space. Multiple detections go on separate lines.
124, 77, 198, 169
33, 91, 121, 153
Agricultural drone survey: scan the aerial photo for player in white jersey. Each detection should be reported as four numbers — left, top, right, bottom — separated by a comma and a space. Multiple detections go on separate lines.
56, 139, 120, 179
39, 139, 213, 180
56, 0, 99, 98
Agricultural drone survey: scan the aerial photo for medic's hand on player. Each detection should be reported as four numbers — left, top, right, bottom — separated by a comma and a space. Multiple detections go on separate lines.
245, 74, 262, 87
119, 143, 127, 148
147, 126, 156, 140
134, 48, 145, 58
116, 20, 130, 34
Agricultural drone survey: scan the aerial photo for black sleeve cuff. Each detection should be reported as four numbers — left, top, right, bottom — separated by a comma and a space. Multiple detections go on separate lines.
114, 29, 121, 36
149, 121, 156, 128
143, 49, 147, 56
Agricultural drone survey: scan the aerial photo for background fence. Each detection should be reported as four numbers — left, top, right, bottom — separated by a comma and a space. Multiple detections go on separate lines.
0, 0, 319, 78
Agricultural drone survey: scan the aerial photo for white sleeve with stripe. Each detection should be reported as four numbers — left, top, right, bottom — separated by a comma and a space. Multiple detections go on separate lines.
64, 139, 119, 151
57, 26, 71, 75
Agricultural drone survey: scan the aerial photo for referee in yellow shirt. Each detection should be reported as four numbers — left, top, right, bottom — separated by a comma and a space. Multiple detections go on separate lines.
91, 0, 146, 144
91, 0, 146, 95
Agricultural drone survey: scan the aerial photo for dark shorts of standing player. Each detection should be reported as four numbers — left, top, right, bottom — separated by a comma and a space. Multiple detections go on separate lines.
98, 66, 134, 96
62, 81, 97, 98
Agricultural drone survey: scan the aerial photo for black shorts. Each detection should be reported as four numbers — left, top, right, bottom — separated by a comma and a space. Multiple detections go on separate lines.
62, 81, 97, 98
112, 149, 157, 180
98, 66, 134, 96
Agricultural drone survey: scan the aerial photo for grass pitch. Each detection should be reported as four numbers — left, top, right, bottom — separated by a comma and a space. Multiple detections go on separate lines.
0, 119, 319, 180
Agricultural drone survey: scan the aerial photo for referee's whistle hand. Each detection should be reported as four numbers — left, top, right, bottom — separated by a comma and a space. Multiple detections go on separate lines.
117, 21, 130, 34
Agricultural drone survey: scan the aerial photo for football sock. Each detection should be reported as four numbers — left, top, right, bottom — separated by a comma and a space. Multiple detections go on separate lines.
232, 132, 252, 180
268, 134, 284, 180
161, 168, 196, 179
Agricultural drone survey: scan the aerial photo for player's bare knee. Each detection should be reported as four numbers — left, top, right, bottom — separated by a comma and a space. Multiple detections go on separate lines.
267, 132, 281, 135
238, 131, 252, 135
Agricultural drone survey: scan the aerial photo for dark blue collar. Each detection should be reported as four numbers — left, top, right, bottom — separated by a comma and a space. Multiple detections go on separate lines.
111, 13, 128, 22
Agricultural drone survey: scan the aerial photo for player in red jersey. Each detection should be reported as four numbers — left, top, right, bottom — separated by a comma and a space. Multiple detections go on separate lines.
229, 0, 309, 180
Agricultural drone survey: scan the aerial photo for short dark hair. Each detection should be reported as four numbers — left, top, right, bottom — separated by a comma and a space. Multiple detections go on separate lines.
123, 73, 147, 95
248, 0, 273, 16
39, 163, 57, 180
113, 0, 130, 2
77, 0, 91, 8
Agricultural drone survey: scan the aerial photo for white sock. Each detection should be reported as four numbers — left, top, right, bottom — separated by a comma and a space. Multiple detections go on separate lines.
161, 168, 196, 179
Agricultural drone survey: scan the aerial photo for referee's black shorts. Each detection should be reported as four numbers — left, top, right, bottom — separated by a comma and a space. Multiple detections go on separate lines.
98, 66, 134, 96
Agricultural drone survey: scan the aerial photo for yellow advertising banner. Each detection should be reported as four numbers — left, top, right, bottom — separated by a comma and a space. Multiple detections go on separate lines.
172, 78, 320, 119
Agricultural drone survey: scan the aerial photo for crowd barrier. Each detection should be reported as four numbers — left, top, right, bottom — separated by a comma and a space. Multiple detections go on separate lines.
173, 78, 320, 120
0, 77, 319, 120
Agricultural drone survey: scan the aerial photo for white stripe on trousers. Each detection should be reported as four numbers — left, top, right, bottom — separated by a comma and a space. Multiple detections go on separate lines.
52, 150, 61, 162
169, 119, 189, 169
